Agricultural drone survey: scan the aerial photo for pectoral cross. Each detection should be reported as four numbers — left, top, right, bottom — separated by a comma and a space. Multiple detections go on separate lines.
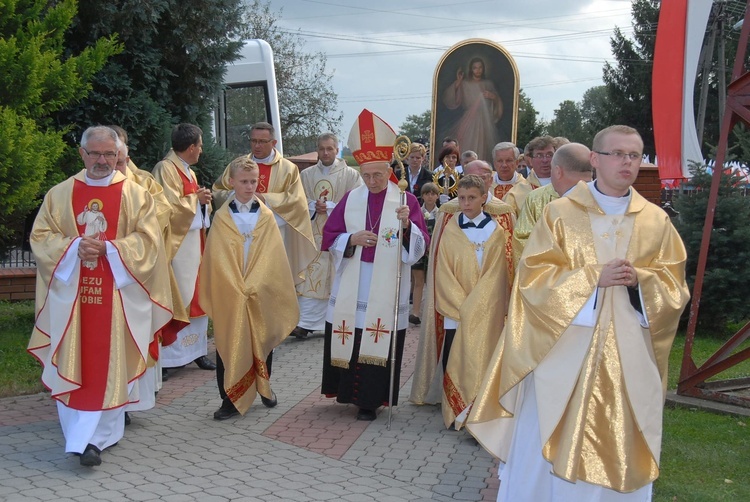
366, 318, 389, 343
334, 320, 353, 345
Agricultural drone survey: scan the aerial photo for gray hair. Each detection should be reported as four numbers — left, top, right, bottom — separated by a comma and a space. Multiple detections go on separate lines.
81, 126, 122, 150
492, 142, 519, 158
250, 121, 275, 140
461, 150, 478, 164
317, 132, 339, 146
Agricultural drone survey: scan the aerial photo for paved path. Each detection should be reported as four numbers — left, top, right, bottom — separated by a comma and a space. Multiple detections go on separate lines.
0, 327, 500, 501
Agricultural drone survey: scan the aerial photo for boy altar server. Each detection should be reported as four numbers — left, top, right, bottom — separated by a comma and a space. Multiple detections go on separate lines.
433, 174, 512, 429
200, 156, 298, 420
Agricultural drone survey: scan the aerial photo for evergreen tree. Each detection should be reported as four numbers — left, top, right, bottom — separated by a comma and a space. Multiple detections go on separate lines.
55, 0, 245, 174
674, 164, 750, 329
603, 0, 658, 156
0, 0, 120, 252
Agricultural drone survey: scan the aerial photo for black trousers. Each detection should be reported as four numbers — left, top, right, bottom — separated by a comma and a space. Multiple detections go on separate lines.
216, 350, 273, 408
442, 328, 457, 373
321, 322, 406, 411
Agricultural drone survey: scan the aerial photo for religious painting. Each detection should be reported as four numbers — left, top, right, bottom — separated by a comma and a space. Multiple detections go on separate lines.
431, 39, 519, 166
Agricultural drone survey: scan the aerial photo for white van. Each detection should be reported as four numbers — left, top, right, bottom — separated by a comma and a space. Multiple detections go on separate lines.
213, 39, 283, 156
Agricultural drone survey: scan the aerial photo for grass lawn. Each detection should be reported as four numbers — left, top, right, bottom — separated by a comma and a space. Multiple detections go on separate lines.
0, 300, 44, 397
0, 301, 748, 498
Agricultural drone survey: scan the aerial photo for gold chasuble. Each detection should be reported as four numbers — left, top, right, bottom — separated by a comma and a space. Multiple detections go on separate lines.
410, 196, 514, 408
125, 161, 172, 231
152, 150, 211, 345
466, 183, 690, 492
434, 215, 510, 429
28, 171, 172, 410
512, 183, 559, 268
199, 200, 298, 415
297, 159, 362, 301
491, 172, 524, 200
213, 151, 317, 285
502, 169, 543, 217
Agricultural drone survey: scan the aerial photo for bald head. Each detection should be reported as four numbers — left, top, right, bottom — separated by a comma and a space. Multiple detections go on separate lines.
464, 159, 492, 176
550, 143, 592, 196
464, 160, 493, 193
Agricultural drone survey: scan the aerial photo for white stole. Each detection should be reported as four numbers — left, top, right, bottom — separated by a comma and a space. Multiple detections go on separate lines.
331, 183, 401, 368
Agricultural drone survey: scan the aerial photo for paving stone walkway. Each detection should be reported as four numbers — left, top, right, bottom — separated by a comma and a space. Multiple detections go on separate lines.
0, 326, 499, 501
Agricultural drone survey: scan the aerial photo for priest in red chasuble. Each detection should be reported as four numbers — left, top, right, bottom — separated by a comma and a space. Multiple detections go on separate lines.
212, 122, 317, 291
152, 124, 215, 372
28, 126, 172, 466
320, 109, 429, 421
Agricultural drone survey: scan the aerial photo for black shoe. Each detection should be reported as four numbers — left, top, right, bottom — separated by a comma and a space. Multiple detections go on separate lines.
80, 444, 101, 466
162, 368, 169, 381
409, 314, 421, 325
213, 404, 240, 420
261, 391, 277, 408
356, 408, 377, 421
194, 356, 216, 370
291, 326, 310, 339
124, 412, 131, 426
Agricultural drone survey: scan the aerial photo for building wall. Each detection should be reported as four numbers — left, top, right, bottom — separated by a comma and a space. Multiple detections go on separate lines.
0, 268, 36, 301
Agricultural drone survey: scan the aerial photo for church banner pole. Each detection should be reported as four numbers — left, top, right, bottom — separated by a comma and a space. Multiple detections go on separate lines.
388, 134, 411, 430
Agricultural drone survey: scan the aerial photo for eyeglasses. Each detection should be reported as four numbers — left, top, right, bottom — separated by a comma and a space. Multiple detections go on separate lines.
532, 153, 554, 160
595, 151, 642, 161
495, 160, 516, 165
361, 172, 385, 181
250, 139, 273, 145
83, 149, 118, 160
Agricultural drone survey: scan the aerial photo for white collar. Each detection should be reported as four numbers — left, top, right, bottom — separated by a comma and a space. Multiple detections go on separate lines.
84, 171, 115, 186
253, 150, 277, 164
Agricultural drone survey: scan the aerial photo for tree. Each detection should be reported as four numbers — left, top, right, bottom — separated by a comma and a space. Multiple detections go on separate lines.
546, 100, 586, 144
55, 0, 245, 177
0, 0, 120, 252
399, 110, 431, 144
516, 89, 544, 149
603, 0, 658, 156
579, 85, 611, 145
240, 0, 342, 155
674, 164, 750, 329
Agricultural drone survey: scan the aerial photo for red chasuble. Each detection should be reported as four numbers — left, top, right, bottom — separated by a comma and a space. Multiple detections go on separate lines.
67, 179, 123, 411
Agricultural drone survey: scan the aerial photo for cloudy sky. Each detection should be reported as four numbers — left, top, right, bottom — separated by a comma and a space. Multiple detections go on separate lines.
269, 0, 636, 136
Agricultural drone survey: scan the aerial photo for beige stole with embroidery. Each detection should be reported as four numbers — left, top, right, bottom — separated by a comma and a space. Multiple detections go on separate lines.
331, 183, 401, 368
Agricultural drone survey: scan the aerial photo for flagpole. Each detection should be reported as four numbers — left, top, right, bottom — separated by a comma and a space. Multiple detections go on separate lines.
388, 134, 411, 430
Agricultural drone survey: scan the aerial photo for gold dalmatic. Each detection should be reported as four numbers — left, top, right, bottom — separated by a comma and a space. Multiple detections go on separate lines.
297, 159, 362, 300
